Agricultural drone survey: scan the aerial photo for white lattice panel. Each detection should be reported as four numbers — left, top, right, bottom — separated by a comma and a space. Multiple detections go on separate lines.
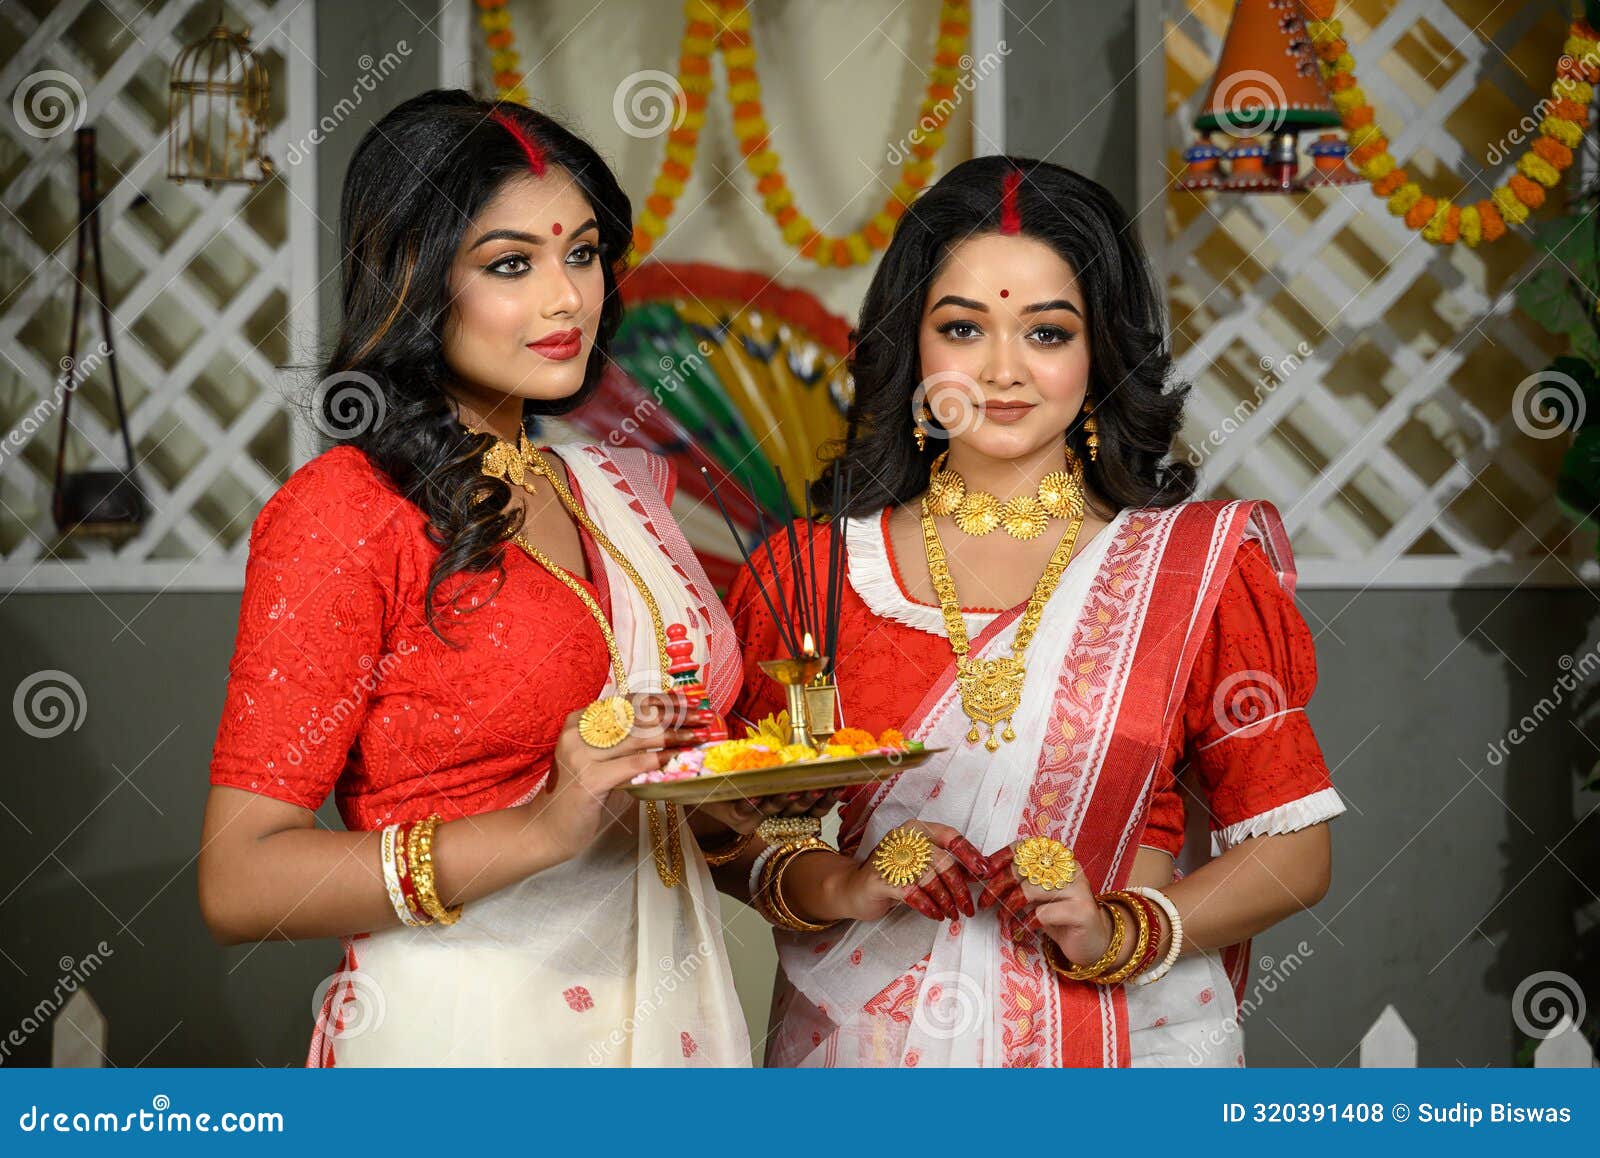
1165, 0, 1600, 586
0, 0, 319, 591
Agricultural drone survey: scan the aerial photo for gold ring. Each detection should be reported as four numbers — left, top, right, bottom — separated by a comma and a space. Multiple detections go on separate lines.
1014, 835, 1078, 890
871, 827, 933, 888
578, 695, 634, 748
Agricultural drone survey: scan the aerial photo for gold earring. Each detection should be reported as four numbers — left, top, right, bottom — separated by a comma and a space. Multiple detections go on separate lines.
1081, 397, 1099, 462
915, 406, 930, 452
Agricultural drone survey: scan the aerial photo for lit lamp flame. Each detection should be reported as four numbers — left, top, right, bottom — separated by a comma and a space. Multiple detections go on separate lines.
802, 631, 817, 658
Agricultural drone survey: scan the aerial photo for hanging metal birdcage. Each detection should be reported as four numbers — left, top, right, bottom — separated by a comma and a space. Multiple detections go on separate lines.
167, 16, 273, 186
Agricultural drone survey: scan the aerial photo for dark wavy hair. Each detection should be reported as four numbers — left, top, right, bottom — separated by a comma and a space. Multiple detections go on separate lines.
813, 154, 1195, 517
318, 89, 632, 641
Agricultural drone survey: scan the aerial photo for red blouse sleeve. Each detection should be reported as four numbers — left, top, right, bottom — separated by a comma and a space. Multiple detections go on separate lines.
1166, 536, 1346, 856
208, 450, 405, 811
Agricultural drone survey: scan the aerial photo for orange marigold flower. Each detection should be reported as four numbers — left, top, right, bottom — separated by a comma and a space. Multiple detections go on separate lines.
1477, 201, 1506, 241
727, 748, 784, 771
877, 728, 906, 749
1373, 168, 1408, 196
1509, 173, 1545, 209
1531, 135, 1574, 169
829, 727, 877, 750
1405, 196, 1436, 230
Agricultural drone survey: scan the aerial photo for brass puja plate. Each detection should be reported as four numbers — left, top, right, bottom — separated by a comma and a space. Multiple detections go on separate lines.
626, 747, 944, 805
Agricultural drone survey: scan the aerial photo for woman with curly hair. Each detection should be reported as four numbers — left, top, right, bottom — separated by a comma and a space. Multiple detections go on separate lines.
197, 90, 823, 1066
723, 155, 1347, 1067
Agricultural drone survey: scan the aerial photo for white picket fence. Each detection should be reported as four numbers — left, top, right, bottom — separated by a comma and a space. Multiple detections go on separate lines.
1361, 1004, 1596, 1068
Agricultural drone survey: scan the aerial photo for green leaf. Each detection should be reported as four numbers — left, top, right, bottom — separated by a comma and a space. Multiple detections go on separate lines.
1556, 427, 1600, 531
1517, 264, 1592, 338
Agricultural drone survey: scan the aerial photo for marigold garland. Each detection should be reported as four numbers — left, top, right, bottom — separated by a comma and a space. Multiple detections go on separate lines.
478, 0, 968, 268
1300, 0, 1593, 247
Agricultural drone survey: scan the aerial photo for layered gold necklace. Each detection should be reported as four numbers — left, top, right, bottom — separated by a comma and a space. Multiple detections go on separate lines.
920, 450, 1088, 751
475, 426, 684, 888
925, 448, 1086, 539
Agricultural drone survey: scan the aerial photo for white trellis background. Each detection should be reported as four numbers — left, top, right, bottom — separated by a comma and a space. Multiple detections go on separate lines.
1163, 0, 1600, 587
0, 0, 319, 591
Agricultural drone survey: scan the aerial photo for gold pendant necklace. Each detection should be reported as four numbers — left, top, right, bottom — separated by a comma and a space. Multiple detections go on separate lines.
919, 465, 1086, 752
478, 426, 685, 887
925, 449, 1086, 539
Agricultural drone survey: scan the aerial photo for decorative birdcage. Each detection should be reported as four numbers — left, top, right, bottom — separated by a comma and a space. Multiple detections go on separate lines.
167, 15, 273, 186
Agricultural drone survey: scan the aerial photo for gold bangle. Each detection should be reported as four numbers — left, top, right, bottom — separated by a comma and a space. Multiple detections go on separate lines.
407, 813, 463, 926
1044, 898, 1124, 981
1093, 891, 1151, 986
755, 838, 836, 932
698, 826, 754, 866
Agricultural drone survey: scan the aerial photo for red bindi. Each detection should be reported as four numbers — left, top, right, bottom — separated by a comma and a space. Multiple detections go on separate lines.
551, 222, 562, 236
999, 289, 1009, 298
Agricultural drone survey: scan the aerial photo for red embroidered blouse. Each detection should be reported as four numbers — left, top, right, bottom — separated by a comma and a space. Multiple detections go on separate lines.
726, 508, 1340, 859
207, 445, 659, 832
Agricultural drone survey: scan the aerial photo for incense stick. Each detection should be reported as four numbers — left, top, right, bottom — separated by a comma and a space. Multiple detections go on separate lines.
700, 466, 797, 655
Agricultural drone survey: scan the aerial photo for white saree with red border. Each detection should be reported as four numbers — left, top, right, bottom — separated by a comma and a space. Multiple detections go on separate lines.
307, 443, 750, 1067
767, 497, 1307, 1068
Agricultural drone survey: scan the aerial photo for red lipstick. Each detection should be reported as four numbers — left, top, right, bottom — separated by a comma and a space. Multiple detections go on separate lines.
527, 327, 583, 361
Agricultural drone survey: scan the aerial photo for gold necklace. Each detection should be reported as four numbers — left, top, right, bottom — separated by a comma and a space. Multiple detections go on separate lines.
920, 483, 1085, 752
478, 426, 684, 888
925, 449, 1086, 539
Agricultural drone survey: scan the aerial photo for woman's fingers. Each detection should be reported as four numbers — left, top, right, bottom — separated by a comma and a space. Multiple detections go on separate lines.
593, 748, 668, 793
920, 822, 992, 878
935, 858, 976, 918
900, 886, 944, 921
915, 862, 962, 920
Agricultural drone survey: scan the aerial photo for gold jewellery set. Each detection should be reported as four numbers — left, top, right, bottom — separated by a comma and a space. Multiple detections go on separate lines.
474, 426, 709, 889
920, 444, 1091, 751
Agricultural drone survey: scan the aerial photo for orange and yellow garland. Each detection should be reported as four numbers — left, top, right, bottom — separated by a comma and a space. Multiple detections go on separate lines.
477, 0, 970, 268
475, 0, 528, 105
1302, 0, 1593, 246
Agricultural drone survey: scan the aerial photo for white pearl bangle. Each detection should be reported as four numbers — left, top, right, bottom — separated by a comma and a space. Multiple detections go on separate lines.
1124, 885, 1182, 985
747, 842, 784, 900
381, 823, 429, 928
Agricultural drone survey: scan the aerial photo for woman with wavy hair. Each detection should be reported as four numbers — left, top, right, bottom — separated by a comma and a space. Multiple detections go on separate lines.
724, 155, 1347, 1067
197, 90, 821, 1066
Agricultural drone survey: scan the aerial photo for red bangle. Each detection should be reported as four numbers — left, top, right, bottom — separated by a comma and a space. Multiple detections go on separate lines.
1129, 894, 1164, 977
394, 820, 432, 925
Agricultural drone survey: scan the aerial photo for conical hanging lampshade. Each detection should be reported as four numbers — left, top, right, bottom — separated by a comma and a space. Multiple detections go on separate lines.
1177, 0, 1358, 193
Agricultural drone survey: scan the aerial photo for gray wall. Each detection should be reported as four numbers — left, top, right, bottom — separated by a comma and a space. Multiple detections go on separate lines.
2, 0, 1595, 1069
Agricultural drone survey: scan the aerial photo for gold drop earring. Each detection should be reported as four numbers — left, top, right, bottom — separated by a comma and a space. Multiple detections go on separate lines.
915, 405, 932, 452
1081, 395, 1099, 462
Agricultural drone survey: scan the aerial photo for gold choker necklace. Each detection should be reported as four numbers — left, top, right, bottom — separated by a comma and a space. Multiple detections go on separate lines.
924, 449, 1086, 540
